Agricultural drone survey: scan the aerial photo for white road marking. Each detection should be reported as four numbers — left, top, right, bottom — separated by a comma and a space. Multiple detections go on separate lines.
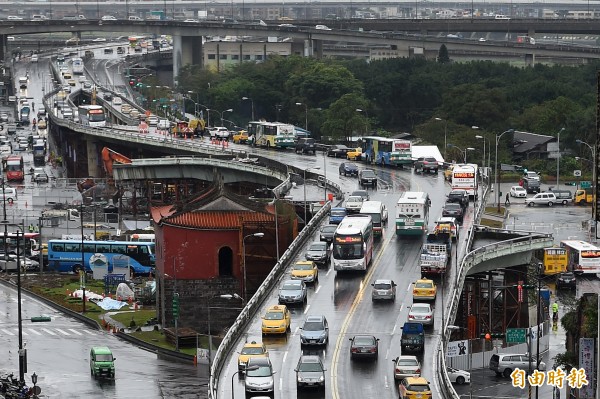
19, 329, 28, 336
294, 326, 299, 336
2, 329, 14, 336
315, 286, 321, 294
27, 329, 42, 336
385, 348, 389, 360
303, 304, 311, 314
68, 328, 83, 335
279, 377, 283, 391
282, 351, 288, 364
406, 282, 412, 292
326, 268, 332, 276
54, 328, 70, 336
384, 375, 389, 389
41, 328, 56, 336
82, 330, 96, 335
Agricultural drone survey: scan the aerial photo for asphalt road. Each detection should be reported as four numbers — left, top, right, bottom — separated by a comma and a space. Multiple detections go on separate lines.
0, 282, 207, 398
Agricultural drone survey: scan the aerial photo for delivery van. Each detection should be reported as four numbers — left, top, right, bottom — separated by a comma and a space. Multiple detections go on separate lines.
90, 346, 116, 378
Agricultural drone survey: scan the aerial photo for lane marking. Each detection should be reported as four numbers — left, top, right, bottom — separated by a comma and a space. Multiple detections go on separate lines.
68, 328, 83, 335
315, 286, 321, 294
330, 232, 395, 399
303, 304, 311, 314
2, 329, 14, 336
42, 328, 56, 336
279, 377, 283, 391
326, 268, 332, 277
55, 328, 70, 336
384, 375, 389, 389
82, 330, 96, 335
282, 350, 288, 364
294, 326, 299, 336
18, 329, 27, 336
27, 329, 42, 336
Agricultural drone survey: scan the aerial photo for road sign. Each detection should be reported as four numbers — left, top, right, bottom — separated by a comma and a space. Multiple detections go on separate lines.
574, 170, 582, 177
581, 181, 592, 188
506, 328, 527, 343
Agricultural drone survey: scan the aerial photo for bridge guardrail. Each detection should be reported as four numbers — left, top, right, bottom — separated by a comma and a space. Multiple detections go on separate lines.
437, 227, 553, 399
208, 201, 332, 399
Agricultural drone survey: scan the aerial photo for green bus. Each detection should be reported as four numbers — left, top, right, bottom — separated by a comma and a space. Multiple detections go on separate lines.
395, 192, 431, 236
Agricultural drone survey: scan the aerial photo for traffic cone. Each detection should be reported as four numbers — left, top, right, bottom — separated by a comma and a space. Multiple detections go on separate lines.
106, 323, 111, 331
113, 325, 117, 333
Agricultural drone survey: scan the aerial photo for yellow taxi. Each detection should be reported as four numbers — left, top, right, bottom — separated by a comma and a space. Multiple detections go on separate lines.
398, 377, 432, 399
412, 278, 437, 301
261, 305, 291, 335
346, 147, 362, 161
68, 79, 76, 86
444, 164, 455, 181
232, 130, 249, 144
237, 340, 268, 370
291, 260, 318, 283
57, 90, 67, 100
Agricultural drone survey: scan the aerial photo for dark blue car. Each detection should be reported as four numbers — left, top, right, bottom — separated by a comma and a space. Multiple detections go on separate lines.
329, 208, 347, 224
339, 162, 358, 176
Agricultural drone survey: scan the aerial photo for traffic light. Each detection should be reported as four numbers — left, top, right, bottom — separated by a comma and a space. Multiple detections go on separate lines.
521, 284, 535, 289
172, 293, 180, 319
480, 332, 505, 340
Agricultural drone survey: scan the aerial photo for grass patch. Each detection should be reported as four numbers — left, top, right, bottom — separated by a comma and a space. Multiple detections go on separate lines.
484, 206, 506, 216
110, 309, 156, 328
479, 218, 504, 228
129, 329, 199, 356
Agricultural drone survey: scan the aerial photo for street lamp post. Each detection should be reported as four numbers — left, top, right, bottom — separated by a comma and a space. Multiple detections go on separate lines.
356, 108, 368, 140
435, 117, 448, 158
232, 365, 259, 399
556, 128, 565, 189
447, 144, 475, 163
295, 102, 308, 130
207, 294, 243, 378
494, 129, 515, 207
303, 167, 320, 227
242, 97, 254, 121
242, 233, 264, 303
1, 220, 26, 382
219, 109, 233, 126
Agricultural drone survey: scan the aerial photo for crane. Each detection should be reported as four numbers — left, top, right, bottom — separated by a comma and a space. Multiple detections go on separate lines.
101, 147, 132, 177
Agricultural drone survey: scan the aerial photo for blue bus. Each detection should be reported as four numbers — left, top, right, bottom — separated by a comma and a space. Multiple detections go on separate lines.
47, 239, 155, 276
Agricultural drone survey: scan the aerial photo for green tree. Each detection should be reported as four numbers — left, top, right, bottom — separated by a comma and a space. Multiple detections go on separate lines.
320, 93, 368, 141
438, 44, 450, 63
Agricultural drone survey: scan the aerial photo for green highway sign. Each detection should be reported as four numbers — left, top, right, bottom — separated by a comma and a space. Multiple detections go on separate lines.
581, 181, 592, 189
506, 328, 527, 343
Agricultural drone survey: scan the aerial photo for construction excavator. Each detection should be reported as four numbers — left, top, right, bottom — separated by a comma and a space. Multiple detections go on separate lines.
76, 147, 132, 205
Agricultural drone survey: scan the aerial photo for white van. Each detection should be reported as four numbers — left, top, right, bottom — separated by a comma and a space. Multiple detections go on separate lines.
0, 187, 17, 203
359, 200, 388, 235
18, 77, 28, 88
112, 96, 122, 106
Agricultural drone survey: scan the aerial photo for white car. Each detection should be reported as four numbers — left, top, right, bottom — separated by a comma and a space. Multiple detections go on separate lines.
525, 192, 557, 207
509, 185, 527, 198
393, 356, 421, 380
478, 37, 487, 42
315, 24, 331, 30
524, 171, 540, 181
7, 16, 23, 20
446, 367, 470, 385
31, 55, 38, 62
407, 303, 433, 326
184, 19, 199, 23
213, 126, 230, 139
101, 15, 117, 21
92, 37, 107, 42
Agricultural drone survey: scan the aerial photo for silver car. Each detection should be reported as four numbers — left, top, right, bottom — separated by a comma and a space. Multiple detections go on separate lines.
393, 355, 421, 380
407, 303, 433, 327
278, 279, 307, 305
345, 195, 364, 213
371, 279, 396, 301
244, 357, 275, 395
295, 355, 326, 390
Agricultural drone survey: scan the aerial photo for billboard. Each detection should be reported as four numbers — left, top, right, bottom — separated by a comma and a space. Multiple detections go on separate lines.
579, 337, 595, 398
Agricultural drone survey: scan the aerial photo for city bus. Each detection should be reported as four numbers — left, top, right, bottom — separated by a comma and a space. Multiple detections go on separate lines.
451, 163, 479, 200
361, 136, 413, 166
47, 239, 155, 276
254, 122, 295, 149
71, 57, 84, 74
5, 155, 24, 181
332, 215, 374, 271
542, 247, 568, 275
560, 240, 600, 275
78, 105, 106, 127
0, 232, 41, 257
395, 191, 431, 236
129, 233, 155, 242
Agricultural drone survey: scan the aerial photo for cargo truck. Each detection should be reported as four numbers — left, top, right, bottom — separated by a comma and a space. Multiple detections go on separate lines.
575, 187, 594, 205
33, 143, 46, 167
41, 208, 80, 222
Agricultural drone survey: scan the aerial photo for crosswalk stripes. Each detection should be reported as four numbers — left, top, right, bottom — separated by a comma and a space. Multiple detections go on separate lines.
0, 327, 98, 338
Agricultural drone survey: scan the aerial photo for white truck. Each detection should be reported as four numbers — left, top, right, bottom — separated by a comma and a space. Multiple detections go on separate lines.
41, 208, 80, 222
419, 232, 451, 276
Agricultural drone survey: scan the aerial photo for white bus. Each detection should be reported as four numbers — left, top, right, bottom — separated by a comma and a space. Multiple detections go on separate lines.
78, 105, 106, 127
560, 240, 600, 275
359, 200, 388, 237
451, 163, 479, 200
72, 57, 84, 74
396, 192, 431, 236
333, 215, 374, 271
254, 122, 295, 149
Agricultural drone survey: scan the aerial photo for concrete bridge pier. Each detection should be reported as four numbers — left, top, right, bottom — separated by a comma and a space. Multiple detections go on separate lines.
87, 139, 101, 178
525, 53, 535, 66
172, 35, 203, 85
